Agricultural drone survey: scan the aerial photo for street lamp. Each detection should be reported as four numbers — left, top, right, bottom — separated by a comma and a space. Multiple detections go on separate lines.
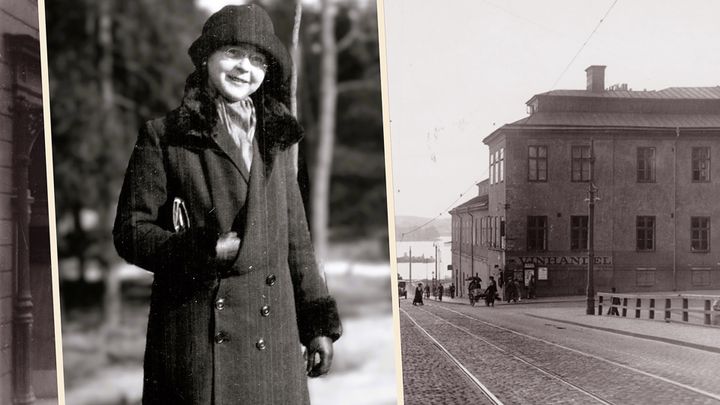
586, 139, 598, 315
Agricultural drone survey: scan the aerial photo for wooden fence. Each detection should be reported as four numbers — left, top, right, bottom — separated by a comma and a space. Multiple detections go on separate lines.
597, 292, 720, 327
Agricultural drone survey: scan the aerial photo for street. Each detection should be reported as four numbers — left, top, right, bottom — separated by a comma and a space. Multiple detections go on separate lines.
399, 297, 720, 405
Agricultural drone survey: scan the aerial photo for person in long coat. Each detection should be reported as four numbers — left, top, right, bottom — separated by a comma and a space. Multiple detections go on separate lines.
413, 283, 424, 306
113, 5, 342, 404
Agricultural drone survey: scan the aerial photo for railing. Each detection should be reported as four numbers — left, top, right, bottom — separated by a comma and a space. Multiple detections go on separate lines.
597, 292, 720, 327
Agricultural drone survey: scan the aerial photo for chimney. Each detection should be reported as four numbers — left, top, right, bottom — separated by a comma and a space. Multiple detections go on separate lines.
585, 65, 606, 92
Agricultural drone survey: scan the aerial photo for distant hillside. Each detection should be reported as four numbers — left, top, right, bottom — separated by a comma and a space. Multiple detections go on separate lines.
394, 216, 451, 241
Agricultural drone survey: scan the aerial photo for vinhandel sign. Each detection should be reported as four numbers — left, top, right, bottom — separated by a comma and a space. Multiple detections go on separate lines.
518, 255, 612, 266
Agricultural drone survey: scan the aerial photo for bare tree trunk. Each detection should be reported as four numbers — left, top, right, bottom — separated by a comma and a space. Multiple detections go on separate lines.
289, 0, 303, 175
98, 0, 121, 331
72, 205, 86, 282
313, 0, 337, 265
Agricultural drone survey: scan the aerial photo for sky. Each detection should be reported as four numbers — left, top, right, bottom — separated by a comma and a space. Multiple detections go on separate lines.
383, 0, 720, 219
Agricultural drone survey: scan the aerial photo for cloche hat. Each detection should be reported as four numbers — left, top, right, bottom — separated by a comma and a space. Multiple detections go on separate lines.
188, 4, 291, 81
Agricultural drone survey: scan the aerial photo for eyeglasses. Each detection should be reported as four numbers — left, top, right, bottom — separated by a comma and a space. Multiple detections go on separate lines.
222, 46, 268, 69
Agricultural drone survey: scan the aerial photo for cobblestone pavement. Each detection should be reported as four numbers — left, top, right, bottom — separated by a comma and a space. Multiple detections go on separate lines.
400, 299, 720, 405
400, 311, 496, 405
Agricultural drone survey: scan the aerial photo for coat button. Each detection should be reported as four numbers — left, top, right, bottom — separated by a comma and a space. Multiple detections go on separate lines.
215, 298, 226, 310
215, 332, 229, 344
265, 274, 276, 286
260, 305, 270, 317
248, 265, 254, 271
255, 338, 266, 350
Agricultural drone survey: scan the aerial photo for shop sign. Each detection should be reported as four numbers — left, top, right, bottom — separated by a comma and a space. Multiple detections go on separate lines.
518, 255, 612, 266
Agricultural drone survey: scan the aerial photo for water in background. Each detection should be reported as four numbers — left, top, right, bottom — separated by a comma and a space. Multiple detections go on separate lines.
396, 239, 452, 282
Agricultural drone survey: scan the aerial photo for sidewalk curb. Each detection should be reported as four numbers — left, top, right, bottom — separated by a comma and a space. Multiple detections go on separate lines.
423, 298, 587, 306
526, 313, 720, 355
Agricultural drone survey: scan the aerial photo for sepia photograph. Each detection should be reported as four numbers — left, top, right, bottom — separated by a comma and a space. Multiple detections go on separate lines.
384, 0, 720, 404
0, 0, 60, 404
45, 0, 396, 404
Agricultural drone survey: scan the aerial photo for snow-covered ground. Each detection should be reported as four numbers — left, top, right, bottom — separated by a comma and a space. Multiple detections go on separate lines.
62, 261, 400, 405
308, 315, 399, 405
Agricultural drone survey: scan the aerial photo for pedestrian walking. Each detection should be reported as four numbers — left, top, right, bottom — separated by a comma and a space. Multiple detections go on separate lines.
413, 283, 424, 306
425, 284, 430, 299
485, 276, 497, 307
449, 283, 455, 299
112, 5, 342, 404
467, 275, 482, 305
506, 278, 518, 303
527, 274, 537, 299
503, 268, 514, 301
438, 284, 444, 301
516, 278, 524, 303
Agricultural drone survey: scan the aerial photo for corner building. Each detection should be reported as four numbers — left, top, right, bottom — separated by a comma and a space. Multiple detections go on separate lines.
453, 66, 720, 297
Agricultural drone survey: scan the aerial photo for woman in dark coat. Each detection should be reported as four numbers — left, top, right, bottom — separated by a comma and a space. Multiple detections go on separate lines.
113, 5, 341, 404
413, 283, 424, 306
485, 276, 497, 307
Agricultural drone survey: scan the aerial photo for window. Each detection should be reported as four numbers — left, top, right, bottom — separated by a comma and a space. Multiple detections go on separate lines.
691, 268, 711, 286
487, 216, 492, 246
571, 145, 591, 182
473, 218, 480, 245
692, 147, 710, 182
691, 217, 710, 252
490, 148, 505, 184
479, 217, 484, 245
498, 148, 504, 182
527, 216, 547, 251
637, 147, 656, 182
492, 216, 498, 248
636, 268, 656, 287
570, 216, 588, 251
528, 145, 547, 182
465, 218, 470, 245
490, 153, 495, 184
636, 216, 655, 251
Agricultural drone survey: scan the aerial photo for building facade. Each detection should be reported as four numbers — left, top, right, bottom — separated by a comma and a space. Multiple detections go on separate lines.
1, 1, 56, 403
449, 180, 500, 296
452, 66, 720, 297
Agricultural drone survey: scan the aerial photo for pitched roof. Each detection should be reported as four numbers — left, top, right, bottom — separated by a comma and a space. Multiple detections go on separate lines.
536, 86, 720, 100
449, 194, 488, 214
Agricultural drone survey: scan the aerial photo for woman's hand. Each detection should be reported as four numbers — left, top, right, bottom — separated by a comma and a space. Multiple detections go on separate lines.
214, 231, 241, 264
305, 336, 334, 377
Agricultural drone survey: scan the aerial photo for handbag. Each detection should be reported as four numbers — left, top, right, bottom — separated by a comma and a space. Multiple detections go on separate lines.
172, 197, 190, 232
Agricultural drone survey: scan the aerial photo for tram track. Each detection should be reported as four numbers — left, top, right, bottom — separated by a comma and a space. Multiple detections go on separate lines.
434, 304, 720, 403
402, 308, 505, 405
401, 302, 720, 404
402, 307, 615, 405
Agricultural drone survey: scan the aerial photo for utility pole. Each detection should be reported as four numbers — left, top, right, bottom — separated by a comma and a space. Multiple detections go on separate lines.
435, 243, 438, 282
409, 246, 412, 283
586, 139, 598, 315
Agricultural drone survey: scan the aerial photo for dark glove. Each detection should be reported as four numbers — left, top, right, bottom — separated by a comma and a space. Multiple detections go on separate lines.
305, 336, 334, 378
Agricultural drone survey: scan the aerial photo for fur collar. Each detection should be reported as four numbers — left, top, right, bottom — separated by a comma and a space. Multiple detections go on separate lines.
166, 71, 303, 151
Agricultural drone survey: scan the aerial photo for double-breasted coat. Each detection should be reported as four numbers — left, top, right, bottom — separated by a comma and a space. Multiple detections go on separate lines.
113, 77, 342, 405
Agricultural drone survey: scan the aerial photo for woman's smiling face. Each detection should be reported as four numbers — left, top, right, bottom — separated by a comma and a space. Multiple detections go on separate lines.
207, 44, 268, 102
